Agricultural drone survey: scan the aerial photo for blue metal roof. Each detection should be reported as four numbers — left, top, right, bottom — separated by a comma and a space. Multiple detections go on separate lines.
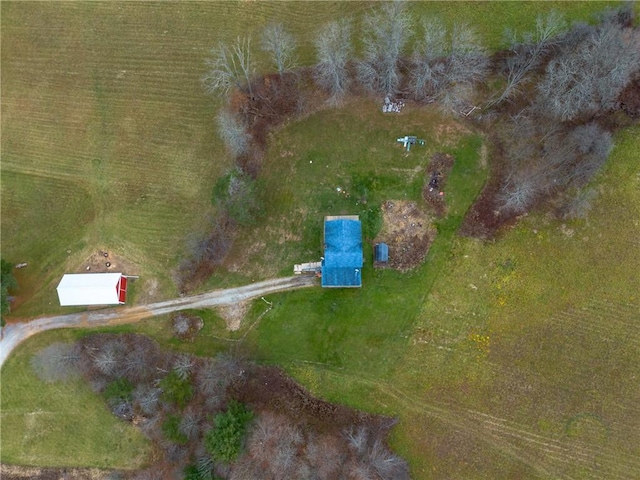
322, 218, 363, 287
375, 243, 389, 262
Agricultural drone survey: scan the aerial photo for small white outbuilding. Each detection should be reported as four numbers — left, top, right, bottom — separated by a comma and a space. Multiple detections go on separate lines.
56, 273, 128, 306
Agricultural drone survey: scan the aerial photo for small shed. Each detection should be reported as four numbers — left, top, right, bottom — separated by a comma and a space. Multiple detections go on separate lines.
374, 243, 389, 263
57, 273, 128, 306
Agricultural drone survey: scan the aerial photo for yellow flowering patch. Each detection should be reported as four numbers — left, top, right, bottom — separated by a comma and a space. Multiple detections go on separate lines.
469, 332, 490, 354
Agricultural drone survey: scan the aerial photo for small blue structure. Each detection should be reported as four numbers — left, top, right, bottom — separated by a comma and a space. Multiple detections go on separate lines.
374, 243, 389, 263
321, 216, 363, 288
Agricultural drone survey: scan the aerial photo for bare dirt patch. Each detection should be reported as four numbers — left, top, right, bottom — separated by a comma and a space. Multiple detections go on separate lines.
217, 301, 250, 331
78, 249, 138, 275
0, 464, 126, 480
375, 200, 436, 271
422, 152, 455, 218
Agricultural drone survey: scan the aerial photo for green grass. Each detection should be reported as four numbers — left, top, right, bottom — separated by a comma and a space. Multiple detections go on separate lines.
0, 330, 150, 468
1, 1, 621, 317
2, 1, 638, 477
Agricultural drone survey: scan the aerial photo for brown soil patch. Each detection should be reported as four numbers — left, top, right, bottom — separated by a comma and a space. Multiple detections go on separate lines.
375, 200, 436, 271
217, 301, 250, 331
422, 152, 455, 218
0, 464, 128, 480
234, 364, 393, 436
78, 249, 138, 275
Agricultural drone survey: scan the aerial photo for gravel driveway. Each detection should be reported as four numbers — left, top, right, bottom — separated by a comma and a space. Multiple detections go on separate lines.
0, 276, 316, 368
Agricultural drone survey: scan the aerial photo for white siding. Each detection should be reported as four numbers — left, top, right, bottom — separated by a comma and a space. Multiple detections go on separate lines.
57, 273, 122, 306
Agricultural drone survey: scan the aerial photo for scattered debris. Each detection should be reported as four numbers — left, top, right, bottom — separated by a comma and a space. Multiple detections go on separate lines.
383, 96, 405, 113
15, 263, 28, 269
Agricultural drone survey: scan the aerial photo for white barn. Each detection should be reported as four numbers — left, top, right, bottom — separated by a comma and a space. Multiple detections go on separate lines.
56, 273, 128, 306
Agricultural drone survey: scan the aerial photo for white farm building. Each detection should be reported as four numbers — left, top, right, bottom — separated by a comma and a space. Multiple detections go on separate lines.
56, 273, 128, 306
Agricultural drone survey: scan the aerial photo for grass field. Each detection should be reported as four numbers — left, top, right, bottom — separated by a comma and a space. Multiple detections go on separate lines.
2, 1, 638, 477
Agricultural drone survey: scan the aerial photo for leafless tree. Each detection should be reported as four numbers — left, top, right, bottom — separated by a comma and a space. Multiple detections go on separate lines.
216, 110, 251, 158
447, 22, 489, 86
261, 23, 297, 77
541, 122, 613, 188
536, 21, 640, 120
491, 10, 566, 105
368, 438, 410, 480
173, 354, 194, 381
133, 385, 162, 416
357, 1, 413, 97
314, 19, 353, 104
344, 425, 369, 456
179, 409, 202, 440
498, 170, 543, 213
410, 18, 447, 101
31, 342, 81, 383
92, 342, 120, 377
229, 458, 263, 480
203, 36, 255, 97
306, 433, 344, 479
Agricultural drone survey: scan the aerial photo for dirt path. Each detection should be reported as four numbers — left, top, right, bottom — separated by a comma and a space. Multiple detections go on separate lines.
0, 276, 316, 369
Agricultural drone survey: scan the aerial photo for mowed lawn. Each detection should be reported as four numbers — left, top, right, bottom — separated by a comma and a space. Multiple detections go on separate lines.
1, 1, 636, 477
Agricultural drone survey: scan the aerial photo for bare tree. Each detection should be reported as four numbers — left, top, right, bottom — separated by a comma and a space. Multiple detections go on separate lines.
357, 1, 413, 97
92, 342, 120, 377
344, 425, 369, 456
410, 18, 447, 101
179, 409, 202, 440
306, 433, 345, 479
261, 23, 297, 77
492, 10, 566, 105
173, 354, 194, 381
31, 342, 81, 383
448, 23, 489, 84
367, 438, 410, 480
314, 19, 353, 103
216, 110, 251, 157
536, 21, 640, 120
133, 385, 162, 416
203, 36, 255, 97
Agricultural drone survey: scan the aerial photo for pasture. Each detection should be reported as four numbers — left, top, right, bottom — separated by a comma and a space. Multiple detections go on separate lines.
2, 1, 638, 479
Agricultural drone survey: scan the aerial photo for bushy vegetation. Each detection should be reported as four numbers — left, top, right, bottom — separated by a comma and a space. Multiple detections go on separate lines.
205, 400, 254, 463
23, 333, 410, 479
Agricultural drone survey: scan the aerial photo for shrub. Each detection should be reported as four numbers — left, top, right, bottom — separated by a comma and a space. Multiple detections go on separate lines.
205, 400, 254, 463
160, 370, 194, 409
162, 414, 189, 445
104, 378, 135, 403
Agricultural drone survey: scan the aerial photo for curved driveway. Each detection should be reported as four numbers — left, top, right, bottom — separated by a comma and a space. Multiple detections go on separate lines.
0, 276, 316, 368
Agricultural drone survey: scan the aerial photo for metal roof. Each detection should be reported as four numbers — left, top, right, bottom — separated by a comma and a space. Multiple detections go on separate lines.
322, 217, 363, 288
375, 243, 389, 262
57, 273, 124, 306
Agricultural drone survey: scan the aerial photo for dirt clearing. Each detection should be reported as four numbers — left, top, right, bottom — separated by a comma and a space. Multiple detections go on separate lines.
375, 200, 436, 271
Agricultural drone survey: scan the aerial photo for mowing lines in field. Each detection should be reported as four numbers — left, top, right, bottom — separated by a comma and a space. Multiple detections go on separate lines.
461, 410, 640, 480
552, 300, 640, 346
315, 366, 640, 480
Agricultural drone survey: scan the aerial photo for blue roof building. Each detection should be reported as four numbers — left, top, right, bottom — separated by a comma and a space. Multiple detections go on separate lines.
374, 242, 389, 263
321, 215, 363, 288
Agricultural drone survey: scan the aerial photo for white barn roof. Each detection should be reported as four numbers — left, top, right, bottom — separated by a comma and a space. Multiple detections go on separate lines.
57, 273, 125, 306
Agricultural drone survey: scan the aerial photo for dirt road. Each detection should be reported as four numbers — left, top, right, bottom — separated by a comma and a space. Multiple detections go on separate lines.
0, 276, 316, 369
